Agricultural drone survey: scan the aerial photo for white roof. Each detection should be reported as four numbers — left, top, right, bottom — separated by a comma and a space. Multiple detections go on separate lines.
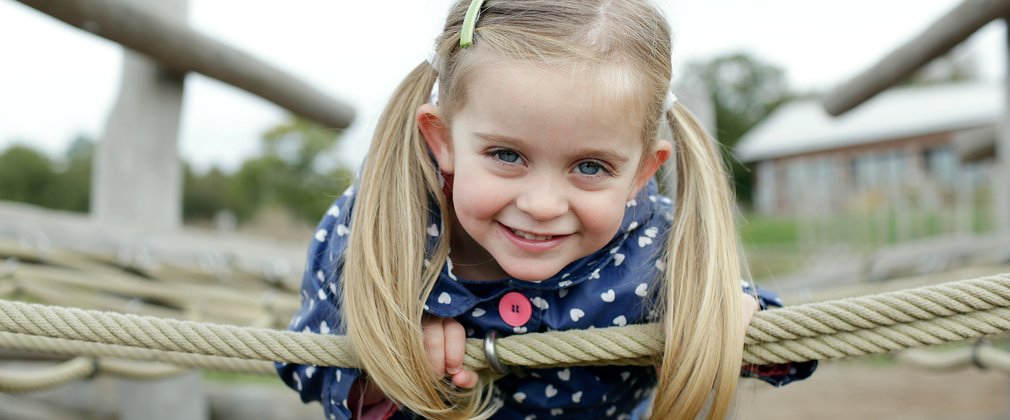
735, 82, 1003, 162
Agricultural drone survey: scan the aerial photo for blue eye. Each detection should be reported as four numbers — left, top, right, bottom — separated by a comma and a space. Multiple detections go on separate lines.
494, 149, 521, 163
576, 161, 603, 175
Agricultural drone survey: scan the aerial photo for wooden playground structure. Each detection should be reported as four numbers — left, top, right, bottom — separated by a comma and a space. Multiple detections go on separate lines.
1, 0, 1010, 419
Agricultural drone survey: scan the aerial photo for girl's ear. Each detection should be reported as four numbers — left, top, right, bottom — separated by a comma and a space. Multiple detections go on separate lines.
416, 103, 454, 173
630, 139, 673, 198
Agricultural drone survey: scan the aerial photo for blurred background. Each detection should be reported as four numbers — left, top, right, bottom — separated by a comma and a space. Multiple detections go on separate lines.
1, 0, 1009, 418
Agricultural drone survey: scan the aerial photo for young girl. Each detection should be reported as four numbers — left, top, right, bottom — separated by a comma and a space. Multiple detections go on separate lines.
279, 0, 815, 418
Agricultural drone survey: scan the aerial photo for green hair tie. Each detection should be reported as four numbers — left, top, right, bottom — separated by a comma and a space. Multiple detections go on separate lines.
460, 0, 486, 48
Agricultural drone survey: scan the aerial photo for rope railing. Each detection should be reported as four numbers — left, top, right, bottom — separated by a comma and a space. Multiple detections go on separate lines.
0, 331, 275, 375
0, 273, 1008, 374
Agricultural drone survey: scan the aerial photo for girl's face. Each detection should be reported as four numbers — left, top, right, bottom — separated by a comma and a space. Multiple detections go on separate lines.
420, 59, 670, 282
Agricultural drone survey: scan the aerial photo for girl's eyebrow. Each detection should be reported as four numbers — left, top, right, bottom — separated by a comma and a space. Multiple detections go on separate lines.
473, 132, 631, 166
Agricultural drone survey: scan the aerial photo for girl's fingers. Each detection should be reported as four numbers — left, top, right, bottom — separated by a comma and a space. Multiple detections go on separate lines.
452, 369, 479, 389
422, 317, 446, 375
442, 318, 466, 375
742, 292, 760, 329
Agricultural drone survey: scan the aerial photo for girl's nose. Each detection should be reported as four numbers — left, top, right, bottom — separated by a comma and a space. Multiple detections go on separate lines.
515, 179, 569, 221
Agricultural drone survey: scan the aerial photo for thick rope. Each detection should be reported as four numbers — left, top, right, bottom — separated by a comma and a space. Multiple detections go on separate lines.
0, 357, 94, 393
0, 299, 357, 367
0, 331, 275, 375
0, 357, 191, 393
0, 273, 1007, 372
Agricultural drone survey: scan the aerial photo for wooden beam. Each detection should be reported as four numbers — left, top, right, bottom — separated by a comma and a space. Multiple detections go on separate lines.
16, 0, 355, 129
823, 0, 1010, 116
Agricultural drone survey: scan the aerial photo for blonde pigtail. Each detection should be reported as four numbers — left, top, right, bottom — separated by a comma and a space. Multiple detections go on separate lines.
343, 61, 495, 419
651, 104, 743, 419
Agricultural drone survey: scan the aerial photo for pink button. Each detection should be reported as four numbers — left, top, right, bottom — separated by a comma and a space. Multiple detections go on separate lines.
498, 292, 533, 327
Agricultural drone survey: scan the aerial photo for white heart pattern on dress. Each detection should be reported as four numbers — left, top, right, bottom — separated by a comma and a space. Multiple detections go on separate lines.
572, 391, 582, 403
635, 283, 648, 297
314, 229, 328, 242
557, 368, 571, 381
437, 292, 451, 304
613, 253, 625, 266
472, 308, 486, 317
600, 289, 615, 302
446, 257, 457, 281
336, 224, 350, 236
531, 297, 549, 310
427, 224, 439, 237
545, 384, 558, 398
569, 308, 585, 322
513, 392, 526, 403
613, 315, 627, 326
638, 236, 653, 247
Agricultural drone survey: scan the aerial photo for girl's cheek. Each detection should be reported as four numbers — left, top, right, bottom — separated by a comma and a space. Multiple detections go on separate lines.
577, 196, 627, 237
453, 178, 505, 218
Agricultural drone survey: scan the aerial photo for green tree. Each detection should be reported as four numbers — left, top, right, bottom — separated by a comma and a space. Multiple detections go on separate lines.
41, 135, 93, 212
0, 143, 56, 204
182, 164, 233, 221
183, 115, 351, 225
685, 53, 794, 203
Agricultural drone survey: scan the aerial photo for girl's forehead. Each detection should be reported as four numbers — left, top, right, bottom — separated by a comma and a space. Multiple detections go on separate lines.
454, 58, 649, 153
455, 54, 649, 134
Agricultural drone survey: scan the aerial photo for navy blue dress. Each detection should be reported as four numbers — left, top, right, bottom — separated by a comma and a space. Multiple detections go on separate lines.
277, 180, 816, 419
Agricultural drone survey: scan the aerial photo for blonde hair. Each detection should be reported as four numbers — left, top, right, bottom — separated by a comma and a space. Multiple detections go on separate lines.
342, 1, 742, 419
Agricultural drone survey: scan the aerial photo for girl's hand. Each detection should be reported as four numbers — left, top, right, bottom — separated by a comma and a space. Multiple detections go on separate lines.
742, 291, 760, 330
422, 315, 479, 388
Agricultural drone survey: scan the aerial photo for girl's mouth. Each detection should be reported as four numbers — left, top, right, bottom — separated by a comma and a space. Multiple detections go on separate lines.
510, 227, 553, 241
498, 222, 568, 251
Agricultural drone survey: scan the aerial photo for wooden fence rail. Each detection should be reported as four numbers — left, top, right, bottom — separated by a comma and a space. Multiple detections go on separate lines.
16, 0, 355, 129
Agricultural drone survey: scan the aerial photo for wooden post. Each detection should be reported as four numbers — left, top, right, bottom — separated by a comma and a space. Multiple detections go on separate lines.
823, 0, 1010, 116
95, 0, 205, 414
997, 16, 1010, 235
92, 42, 186, 231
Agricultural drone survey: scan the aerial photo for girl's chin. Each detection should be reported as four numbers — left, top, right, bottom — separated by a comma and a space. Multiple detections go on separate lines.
500, 263, 562, 283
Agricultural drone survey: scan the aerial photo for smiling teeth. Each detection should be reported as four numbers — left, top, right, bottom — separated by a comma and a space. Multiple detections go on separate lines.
512, 228, 552, 241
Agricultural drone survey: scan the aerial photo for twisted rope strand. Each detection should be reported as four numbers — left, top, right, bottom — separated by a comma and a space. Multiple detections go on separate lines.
0, 274, 1007, 373
0, 357, 94, 393
0, 331, 274, 374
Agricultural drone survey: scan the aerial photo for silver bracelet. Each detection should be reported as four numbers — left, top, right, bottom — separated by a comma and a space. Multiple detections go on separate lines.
483, 330, 509, 375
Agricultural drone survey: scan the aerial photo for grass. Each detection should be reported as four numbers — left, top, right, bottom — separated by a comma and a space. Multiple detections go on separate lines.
203, 370, 285, 385
736, 203, 997, 281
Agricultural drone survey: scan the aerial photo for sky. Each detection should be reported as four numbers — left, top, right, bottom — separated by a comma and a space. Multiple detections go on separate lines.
0, 0, 1005, 172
